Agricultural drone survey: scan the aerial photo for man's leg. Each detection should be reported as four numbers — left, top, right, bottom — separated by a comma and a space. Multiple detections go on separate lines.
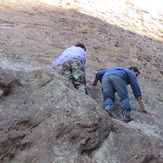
102, 75, 115, 110
112, 75, 131, 113
60, 60, 73, 80
112, 75, 133, 122
102, 75, 117, 118
71, 60, 87, 94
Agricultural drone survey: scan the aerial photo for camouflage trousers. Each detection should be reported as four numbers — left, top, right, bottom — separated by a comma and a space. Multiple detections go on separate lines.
60, 59, 87, 94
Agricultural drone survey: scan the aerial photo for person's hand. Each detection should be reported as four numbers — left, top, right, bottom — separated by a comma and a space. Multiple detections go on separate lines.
143, 107, 152, 115
138, 99, 152, 115
87, 79, 97, 85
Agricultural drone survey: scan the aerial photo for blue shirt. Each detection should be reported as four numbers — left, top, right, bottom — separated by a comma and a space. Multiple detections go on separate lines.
96, 67, 141, 98
51, 46, 86, 68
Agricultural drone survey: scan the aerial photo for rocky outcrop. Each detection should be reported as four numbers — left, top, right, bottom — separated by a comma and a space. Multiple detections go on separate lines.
0, 68, 112, 162
0, 67, 163, 163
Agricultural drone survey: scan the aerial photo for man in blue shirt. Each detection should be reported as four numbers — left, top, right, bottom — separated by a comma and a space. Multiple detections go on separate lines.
51, 43, 87, 94
90, 67, 151, 122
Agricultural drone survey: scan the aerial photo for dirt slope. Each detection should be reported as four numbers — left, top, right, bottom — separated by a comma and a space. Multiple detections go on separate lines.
0, 0, 163, 162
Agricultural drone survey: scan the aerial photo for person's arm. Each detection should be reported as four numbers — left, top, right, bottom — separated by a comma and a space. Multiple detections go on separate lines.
89, 70, 107, 86
51, 55, 63, 68
137, 96, 152, 114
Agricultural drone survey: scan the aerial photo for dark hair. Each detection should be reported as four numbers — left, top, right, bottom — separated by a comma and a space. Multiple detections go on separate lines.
75, 43, 86, 51
129, 67, 140, 74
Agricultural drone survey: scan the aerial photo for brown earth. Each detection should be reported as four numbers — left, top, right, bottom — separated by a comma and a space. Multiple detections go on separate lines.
0, 0, 163, 163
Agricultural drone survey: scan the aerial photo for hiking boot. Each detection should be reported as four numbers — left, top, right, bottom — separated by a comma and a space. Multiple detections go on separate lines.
106, 109, 117, 119
123, 111, 133, 123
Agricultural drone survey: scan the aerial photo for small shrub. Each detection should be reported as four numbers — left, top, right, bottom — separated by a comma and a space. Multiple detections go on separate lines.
119, 34, 126, 38
156, 97, 163, 103
40, 24, 48, 26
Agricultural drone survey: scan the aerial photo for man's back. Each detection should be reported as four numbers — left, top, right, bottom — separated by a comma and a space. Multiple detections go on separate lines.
51, 46, 86, 68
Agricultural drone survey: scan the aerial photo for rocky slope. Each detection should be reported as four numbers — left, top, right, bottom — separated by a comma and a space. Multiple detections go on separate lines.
0, 0, 163, 163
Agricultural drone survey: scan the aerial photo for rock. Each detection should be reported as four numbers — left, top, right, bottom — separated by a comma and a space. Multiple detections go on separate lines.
0, 89, 4, 97
0, 68, 112, 162
0, 0, 163, 162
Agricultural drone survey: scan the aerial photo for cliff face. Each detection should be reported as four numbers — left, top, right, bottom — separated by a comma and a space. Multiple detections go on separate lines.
0, 0, 163, 163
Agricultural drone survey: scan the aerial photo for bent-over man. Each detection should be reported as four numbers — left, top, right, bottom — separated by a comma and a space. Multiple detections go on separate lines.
90, 67, 151, 122
51, 43, 87, 94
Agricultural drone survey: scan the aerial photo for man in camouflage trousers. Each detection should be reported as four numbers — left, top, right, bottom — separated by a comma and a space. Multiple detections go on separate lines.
51, 43, 87, 94
60, 59, 86, 93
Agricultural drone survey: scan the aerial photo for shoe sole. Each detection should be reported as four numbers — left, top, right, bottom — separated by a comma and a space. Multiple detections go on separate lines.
123, 118, 134, 123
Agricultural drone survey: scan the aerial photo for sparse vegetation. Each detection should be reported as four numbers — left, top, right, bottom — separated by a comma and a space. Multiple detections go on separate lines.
156, 97, 163, 103
119, 34, 126, 38
40, 23, 48, 26
26, 34, 36, 40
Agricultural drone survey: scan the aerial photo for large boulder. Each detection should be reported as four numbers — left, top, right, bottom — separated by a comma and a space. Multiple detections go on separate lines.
0, 67, 112, 162
0, 67, 163, 163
